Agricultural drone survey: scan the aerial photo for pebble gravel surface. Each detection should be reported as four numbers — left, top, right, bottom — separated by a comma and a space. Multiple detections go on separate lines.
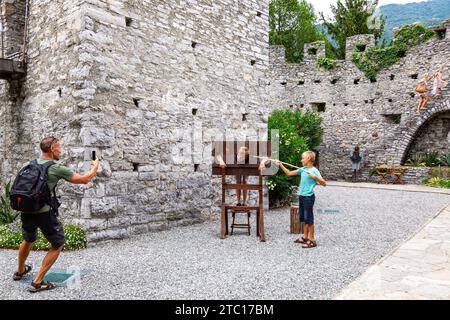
1, 186, 449, 300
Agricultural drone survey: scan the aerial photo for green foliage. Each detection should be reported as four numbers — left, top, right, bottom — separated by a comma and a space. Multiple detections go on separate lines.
321, 0, 386, 59
317, 57, 342, 70
0, 182, 18, 225
353, 23, 436, 80
269, 0, 333, 62
268, 109, 324, 206
423, 177, 450, 189
438, 152, 450, 166
405, 153, 426, 167
0, 223, 86, 251
379, 0, 450, 42
406, 152, 450, 168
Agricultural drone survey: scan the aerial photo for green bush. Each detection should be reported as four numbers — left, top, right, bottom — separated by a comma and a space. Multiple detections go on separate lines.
268, 109, 324, 206
405, 153, 426, 167
406, 152, 450, 168
423, 177, 450, 189
0, 182, 18, 225
353, 23, 436, 81
317, 57, 341, 70
0, 223, 86, 251
438, 152, 450, 166
423, 152, 441, 167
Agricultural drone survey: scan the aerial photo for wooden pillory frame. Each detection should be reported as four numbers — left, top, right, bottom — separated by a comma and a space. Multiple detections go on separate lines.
212, 141, 276, 242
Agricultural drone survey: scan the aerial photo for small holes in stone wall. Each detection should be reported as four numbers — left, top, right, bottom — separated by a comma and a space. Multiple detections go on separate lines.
410, 74, 418, 79
256, 11, 262, 17
191, 41, 197, 49
410, 92, 415, 98
344, 103, 349, 107
364, 100, 369, 104
194, 164, 200, 172
242, 113, 248, 121
370, 99, 375, 104
133, 163, 139, 172
298, 80, 305, 85
314, 80, 321, 84
370, 78, 377, 83
311, 103, 326, 112
125, 17, 133, 27
192, 108, 198, 115
300, 104, 304, 108
388, 98, 393, 103
57, 88, 62, 97
133, 98, 140, 108
308, 48, 318, 55
250, 59, 256, 66
330, 78, 340, 85
281, 81, 287, 86
389, 74, 395, 81
436, 29, 446, 39
354, 79, 360, 85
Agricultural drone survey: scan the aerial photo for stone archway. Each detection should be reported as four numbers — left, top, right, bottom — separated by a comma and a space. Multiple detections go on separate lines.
392, 98, 450, 165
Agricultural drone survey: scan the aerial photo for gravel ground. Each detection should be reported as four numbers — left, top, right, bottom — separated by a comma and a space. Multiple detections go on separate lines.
1, 186, 449, 300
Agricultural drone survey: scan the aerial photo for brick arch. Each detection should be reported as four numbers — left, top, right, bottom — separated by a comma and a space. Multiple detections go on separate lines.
395, 98, 450, 164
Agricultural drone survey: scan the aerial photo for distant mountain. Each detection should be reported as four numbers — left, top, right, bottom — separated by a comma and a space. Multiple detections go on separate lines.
380, 0, 450, 41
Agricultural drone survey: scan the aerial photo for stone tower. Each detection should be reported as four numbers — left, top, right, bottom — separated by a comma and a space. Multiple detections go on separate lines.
0, 0, 270, 243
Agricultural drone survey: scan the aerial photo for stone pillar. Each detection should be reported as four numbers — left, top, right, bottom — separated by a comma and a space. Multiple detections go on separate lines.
345, 34, 375, 62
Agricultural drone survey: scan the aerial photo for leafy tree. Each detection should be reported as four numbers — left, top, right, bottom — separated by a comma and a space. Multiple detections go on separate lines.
268, 110, 324, 206
269, 0, 328, 62
321, 0, 386, 59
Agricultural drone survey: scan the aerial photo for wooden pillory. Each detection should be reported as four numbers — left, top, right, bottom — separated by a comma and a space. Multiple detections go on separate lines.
212, 141, 276, 242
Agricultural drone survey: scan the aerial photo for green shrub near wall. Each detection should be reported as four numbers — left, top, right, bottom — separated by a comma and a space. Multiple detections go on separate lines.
0, 223, 86, 251
268, 109, 324, 207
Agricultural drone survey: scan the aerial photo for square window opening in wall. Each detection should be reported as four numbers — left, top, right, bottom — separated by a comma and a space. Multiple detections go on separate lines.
242, 113, 248, 121
132, 163, 140, 172
354, 78, 360, 85
194, 164, 200, 172
410, 73, 418, 79
298, 80, 305, 85
436, 29, 446, 39
311, 103, 326, 113
250, 59, 256, 66
300, 104, 304, 108
256, 11, 262, 17
308, 48, 318, 55
388, 98, 393, 103
192, 108, 198, 115
382, 114, 402, 124
125, 17, 134, 27
133, 98, 140, 108
389, 74, 395, 81
355, 44, 366, 52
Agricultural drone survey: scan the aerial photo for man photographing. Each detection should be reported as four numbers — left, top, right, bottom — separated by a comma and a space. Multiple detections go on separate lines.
11, 136, 100, 293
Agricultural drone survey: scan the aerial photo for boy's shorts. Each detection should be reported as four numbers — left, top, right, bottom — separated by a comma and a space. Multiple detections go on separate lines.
299, 194, 315, 225
21, 211, 65, 248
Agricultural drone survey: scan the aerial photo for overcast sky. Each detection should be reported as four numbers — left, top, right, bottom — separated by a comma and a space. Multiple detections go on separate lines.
307, 0, 429, 18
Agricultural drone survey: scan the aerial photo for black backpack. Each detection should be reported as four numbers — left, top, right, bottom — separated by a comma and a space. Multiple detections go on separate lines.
10, 159, 56, 213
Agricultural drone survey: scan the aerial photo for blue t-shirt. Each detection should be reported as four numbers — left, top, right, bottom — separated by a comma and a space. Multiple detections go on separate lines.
297, 166, 322, 196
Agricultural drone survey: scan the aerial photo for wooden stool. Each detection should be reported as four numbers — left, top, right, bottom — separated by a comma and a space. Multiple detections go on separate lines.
290, 205, 304, 234
230, 208, 251, 236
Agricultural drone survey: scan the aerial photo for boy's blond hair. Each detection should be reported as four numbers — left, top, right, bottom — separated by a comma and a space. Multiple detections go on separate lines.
302, 151, 316, 164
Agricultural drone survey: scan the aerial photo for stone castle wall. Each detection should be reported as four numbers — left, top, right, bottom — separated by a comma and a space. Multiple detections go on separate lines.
268, 27, 450, 181
0, 0, 270, 243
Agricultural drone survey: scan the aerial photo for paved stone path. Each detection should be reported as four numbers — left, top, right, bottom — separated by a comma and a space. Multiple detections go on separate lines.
335, 203, 450, 299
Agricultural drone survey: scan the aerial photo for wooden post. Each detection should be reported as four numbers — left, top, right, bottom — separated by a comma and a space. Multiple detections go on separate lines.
220, 167, 226, 239
290, 206, 303, 234
258, 174, 266, 242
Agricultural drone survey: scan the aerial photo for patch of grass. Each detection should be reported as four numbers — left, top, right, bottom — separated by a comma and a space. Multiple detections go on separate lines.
0, 223, 86, 251
317, 57, 342, 71
423, 177, 450, 189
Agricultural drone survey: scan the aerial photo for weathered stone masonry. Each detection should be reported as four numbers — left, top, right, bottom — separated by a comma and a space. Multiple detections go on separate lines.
1, 0, 270, 243
268, 25, 450, 181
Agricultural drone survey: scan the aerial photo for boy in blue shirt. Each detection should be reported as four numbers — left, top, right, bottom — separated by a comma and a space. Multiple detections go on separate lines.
276, 151, 326, 248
